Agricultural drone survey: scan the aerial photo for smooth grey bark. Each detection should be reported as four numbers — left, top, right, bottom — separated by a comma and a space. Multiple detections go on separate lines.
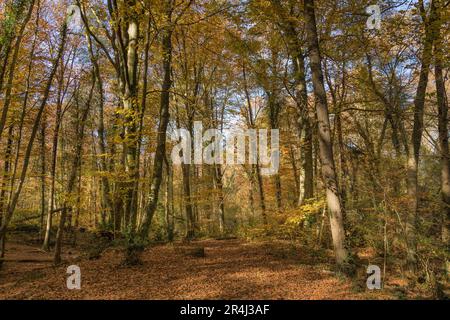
121, 6, 140, 230
135, 17, 152, 232
303, 0, 348, 267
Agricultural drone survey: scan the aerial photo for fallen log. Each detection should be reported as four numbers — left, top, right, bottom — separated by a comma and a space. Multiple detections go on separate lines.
174, 246, 205, 258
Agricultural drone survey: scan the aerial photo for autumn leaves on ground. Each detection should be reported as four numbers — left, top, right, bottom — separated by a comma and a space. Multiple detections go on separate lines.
0, 233, 394, 300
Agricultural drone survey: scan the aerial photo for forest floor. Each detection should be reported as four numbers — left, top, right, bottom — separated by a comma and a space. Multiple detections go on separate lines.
0, 233, 415, 299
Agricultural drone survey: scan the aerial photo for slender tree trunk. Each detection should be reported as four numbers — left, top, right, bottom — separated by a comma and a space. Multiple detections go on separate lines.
242, 64, 267, 223
433, 4, 450, 275
304, 0, 348, 267
0, 43, 12, 95
405, 0, 437, 271
182, 163, 195, 239
303, 120, 314, 201
0, 126, 13, 258
164, 157, 174, 242
288, 139, 300, 203
54, 74, 94, 265
214, 163, 226, 234
39, 115, 46, 240
255, 162, 267, 224
138, 2, 173, 239
248, 167, 255, 215
134, 16, 152, 232
122, 25, 139, 232
85, 32, 114, 230
336, 114, 348, 208
42, 72, 65, 251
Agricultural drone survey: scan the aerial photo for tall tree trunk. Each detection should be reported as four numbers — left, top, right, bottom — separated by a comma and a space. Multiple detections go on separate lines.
85, 31, 114, 231
39, 115, 46, 240
255, 162, 267, 224
122, 11, 139, 232
303, 120, 314, 201
182, 163, 195, 239
433, 3, 449, 275
54, 74, 95, 265
42, 69, 65, 251
242, 64, 267, 223
248, 167, 255, 215
288, 137, 300, 203
0, 126, 14, 258
164, 157, 174, 242
134, 16, 152, 232
214, 163, 226, 234
303, 0, 348, 267
138, 1, 173, 239
405, 0, 437, 271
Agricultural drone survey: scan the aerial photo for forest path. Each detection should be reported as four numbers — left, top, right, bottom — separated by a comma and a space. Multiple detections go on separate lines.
0, 239, 389, 299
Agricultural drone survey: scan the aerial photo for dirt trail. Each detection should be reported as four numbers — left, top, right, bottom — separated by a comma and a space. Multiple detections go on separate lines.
0, 239, 390, 299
